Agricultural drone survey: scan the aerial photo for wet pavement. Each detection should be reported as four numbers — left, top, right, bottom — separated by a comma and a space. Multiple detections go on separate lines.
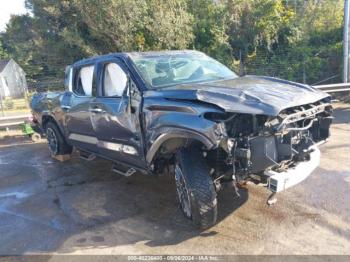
0, 103, 349, 255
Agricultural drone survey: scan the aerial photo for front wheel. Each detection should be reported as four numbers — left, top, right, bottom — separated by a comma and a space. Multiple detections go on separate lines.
175, 146, 217, 229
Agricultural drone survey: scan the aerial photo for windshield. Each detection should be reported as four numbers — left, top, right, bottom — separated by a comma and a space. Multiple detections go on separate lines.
130, 51, 238, 89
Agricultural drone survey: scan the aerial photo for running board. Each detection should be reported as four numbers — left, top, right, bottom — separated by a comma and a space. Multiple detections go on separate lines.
79, 151, 96, 161
111, 164, 136, 177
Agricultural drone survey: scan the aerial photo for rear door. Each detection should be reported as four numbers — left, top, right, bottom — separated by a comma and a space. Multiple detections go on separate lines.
64, 63, 99, 152
89, 58, 146, 168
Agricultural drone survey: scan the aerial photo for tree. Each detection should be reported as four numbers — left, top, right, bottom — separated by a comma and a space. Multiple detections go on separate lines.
0, 37, 9, 59
188, 0, 233, 67
74, 0, 193, 52
226, 0, 295, 71
1, 15, 43, 87
144, 0, 194, 50
0, 0, 345, 88
2, 0, 195, 89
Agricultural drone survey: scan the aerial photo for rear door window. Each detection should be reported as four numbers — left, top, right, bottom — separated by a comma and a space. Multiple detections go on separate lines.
74, 65, 95, 96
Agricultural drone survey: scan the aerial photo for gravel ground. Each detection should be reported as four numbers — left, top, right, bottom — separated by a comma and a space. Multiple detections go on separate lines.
0, 103, 349, 255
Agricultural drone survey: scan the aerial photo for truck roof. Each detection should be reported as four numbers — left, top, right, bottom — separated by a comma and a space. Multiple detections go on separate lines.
72, 50, 202, 67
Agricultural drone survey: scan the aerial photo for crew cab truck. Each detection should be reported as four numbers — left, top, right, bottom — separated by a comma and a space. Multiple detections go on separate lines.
31, 50, 332, 228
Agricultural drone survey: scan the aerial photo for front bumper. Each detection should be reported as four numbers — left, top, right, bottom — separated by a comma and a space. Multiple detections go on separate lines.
264, 146, 321, 193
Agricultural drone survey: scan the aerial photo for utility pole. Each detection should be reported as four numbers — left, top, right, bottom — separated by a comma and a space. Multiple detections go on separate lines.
343, 0, 350, 83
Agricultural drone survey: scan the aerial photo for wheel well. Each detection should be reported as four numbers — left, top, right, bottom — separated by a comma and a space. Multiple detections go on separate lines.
41, 115, 62, 133
155, 137, 188, 157
41, 115, 70, 146
157, 137, 206, 155
151, 137, 208, 175
42, 115, 56, 130
146, 130, 215, 165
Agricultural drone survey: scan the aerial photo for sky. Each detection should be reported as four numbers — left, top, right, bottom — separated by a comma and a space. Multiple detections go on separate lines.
0, 0, 27, 32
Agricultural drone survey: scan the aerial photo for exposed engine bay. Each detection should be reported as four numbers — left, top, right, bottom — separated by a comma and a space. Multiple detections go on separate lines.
204, 99, 333, 190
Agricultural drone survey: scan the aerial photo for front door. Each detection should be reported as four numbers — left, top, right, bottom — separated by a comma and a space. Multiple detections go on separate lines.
90, 59, 146, 168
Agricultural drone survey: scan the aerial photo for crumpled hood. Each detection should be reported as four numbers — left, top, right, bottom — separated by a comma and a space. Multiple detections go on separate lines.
144, 75, 331, 116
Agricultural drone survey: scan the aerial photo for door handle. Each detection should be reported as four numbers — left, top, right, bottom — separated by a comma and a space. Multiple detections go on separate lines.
89, 108, 105, 113
62, 105, 71, 110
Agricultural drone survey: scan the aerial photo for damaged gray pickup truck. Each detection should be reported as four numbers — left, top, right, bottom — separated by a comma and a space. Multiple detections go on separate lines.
31, 50, 333, 228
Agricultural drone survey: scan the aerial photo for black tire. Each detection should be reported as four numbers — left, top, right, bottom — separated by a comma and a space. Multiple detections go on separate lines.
45, 122, 72, 155
175, 145, 217, 229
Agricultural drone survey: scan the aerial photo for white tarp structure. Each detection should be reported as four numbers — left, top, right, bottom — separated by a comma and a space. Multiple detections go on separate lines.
0, 59, 27, 98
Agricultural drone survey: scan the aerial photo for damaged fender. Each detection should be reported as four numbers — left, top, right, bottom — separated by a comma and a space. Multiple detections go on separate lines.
142, 97, 226, 164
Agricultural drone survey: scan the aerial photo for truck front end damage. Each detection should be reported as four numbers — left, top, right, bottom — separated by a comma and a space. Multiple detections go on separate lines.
205, 98, 332, 194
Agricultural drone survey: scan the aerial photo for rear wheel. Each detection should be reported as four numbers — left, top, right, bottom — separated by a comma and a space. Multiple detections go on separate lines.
45, 122, 72, 155
175, 145, 217, 229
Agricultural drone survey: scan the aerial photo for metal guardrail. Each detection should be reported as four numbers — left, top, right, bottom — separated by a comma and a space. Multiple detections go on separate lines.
313, 83, 350, 93
0, 114, 31, 128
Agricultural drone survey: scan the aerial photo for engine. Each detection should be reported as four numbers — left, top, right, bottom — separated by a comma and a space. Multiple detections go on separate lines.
206, 99, 333, 182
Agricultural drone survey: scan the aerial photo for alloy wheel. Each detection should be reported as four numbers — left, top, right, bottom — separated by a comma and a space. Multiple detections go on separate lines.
175, 164, 192, 218
46, 128, 58, 155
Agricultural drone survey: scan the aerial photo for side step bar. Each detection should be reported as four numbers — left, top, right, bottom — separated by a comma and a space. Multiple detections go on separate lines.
79, 151, 96, 161
77, 148, 140, 177
111, 164, 136, 177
